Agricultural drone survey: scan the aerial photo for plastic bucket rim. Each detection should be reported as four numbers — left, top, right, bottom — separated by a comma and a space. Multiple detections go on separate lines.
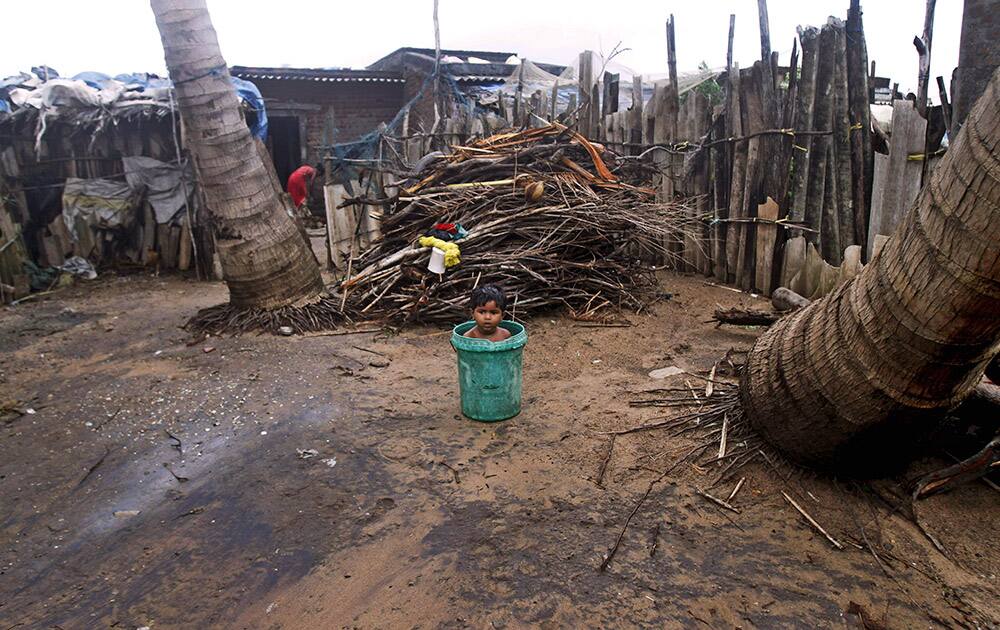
451, 321, 527, 352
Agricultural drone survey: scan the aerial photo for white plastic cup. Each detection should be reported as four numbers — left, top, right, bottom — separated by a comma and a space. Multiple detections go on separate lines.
428, 247, 447, 274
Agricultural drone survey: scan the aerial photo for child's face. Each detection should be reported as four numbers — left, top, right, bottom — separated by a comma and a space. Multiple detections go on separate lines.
473, 300, 503, 335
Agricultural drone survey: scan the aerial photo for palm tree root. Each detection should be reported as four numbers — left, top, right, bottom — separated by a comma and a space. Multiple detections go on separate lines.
185, 293, 347, 335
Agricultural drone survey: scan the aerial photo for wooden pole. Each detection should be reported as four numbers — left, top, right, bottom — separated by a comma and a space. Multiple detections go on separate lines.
936, 75, 952, 135
666, 15, 680, 140
786, 27, 819, 234
806, 23, 837, 256
431, 0, 442, 139
915, 0, 937, 117
832, 20, 856, 249
578, 51, 593, 136
629, 75, 643, 155
603, 72, 620, 115
727, 14, 736, 72
726, 65, 746, 285
757, 0, 772, 68
715, 13, 736, 281
550, 80, 559, 121
869, 60, 877, 103
846, 0, 873, 251
665, 15, 681, 261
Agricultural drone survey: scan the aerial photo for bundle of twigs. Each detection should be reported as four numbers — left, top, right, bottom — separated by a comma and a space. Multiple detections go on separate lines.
336, 124, 700, 324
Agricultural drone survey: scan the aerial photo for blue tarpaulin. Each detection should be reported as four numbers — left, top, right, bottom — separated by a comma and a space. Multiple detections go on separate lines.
229, 76, 268, 140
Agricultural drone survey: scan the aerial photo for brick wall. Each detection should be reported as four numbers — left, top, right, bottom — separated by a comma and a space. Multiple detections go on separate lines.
250, 79, 405, 164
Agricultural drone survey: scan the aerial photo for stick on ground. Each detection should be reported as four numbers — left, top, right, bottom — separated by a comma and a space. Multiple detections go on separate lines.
727, 476, 746, 502
781, 491, 844, 550
696, 488, 741, 514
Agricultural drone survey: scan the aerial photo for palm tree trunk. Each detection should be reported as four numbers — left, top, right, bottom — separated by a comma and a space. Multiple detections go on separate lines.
150, 0, 323, 310
741, 67, 1000, 469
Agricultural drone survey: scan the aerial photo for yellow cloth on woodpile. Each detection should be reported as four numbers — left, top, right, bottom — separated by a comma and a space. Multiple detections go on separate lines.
418, 236, 461, 267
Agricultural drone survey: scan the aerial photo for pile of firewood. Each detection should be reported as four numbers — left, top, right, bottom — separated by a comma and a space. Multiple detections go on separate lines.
336, 124, 700, 324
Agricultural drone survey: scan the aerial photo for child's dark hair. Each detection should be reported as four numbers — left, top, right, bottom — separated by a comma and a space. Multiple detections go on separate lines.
470, 284, 507, 311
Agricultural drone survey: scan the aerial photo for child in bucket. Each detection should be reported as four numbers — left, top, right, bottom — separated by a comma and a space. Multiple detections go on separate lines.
464, 284, 512, 342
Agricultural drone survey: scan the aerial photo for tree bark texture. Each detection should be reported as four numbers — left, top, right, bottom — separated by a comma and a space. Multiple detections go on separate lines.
150, 0, 323, 309
741, 67, 1000, 469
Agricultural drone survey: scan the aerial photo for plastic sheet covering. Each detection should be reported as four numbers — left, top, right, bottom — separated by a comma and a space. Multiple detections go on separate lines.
62, 177, 138, 238
229, 76, 268, 139
1, 71, 268, 139
122, 156, 193, 224
60, 256, 97, 279
9, 78, 123, 110
495, 52, 722, 114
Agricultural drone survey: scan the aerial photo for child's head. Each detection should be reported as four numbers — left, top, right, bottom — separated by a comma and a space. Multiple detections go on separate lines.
470, 284, 507, 334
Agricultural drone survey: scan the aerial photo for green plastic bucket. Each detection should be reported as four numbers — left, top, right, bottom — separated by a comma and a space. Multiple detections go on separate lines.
451, 321, 528, 422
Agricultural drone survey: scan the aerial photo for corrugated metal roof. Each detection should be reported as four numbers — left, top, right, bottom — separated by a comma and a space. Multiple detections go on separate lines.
454, 75, 507, 83
230, 66, 404, 84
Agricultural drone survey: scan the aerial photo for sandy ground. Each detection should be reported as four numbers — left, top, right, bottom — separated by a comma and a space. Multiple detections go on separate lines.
0, 271, 997, 629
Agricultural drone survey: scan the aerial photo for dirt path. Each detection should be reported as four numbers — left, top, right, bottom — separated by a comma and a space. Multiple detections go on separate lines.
1, 273, 996, 628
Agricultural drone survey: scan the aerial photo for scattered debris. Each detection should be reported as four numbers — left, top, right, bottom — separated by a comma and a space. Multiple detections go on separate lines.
648, 366, 684, 379
781, 491, 844, 550
163, 463, 189, 483
595, 434, 616, 488
694, 488, 741, 514
278, 326, 294, 336
711, 307, 782, 327
297, 448, 319, 459
335, 124, 697, 324
320, 458, 337, 468
914, 436, 1000, 499
352, 345, 387, 357
771, 287, 811, 311
727, 477, 746, 502
175, 507, 205, 519
165, 430, 183, 454
76, 447, 110, 488
438, 461, 460, 483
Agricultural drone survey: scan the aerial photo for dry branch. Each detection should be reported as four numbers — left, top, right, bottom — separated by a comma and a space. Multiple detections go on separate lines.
335, 124, 700, 324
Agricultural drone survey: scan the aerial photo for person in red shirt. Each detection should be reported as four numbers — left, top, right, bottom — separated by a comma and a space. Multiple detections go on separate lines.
286, 165, 317, 209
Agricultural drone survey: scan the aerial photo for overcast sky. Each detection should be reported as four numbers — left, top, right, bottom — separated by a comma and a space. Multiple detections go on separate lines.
3, 1, 963, 101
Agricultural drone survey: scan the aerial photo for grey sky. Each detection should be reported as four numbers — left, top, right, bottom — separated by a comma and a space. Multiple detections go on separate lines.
3, 1, 962, 101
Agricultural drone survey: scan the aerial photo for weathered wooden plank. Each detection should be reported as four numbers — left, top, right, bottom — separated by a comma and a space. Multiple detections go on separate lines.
831, 20, 856, 249
754, 196, 780, 295
665, 17, 680, 142
141, 202, 156, 263
866, 152, 890, 260
821, 146, 842, 264
846, 0, 873, 251
602, 71, 619, 116
781, 234, 807, 295
680, 92, 710, 272
178, 214, 192, 271
156, 223, 174, 269
725, 65, 746, 285
805, 23, 836, 256
737, 64, 766, 290
550, 80, 559, 121
643, 83, 658, 146
711, 113, 729, 282
578, 51, 593, 137
786, 27, 819, 233
628, 75, 643, 154
866, 99, 926, 258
